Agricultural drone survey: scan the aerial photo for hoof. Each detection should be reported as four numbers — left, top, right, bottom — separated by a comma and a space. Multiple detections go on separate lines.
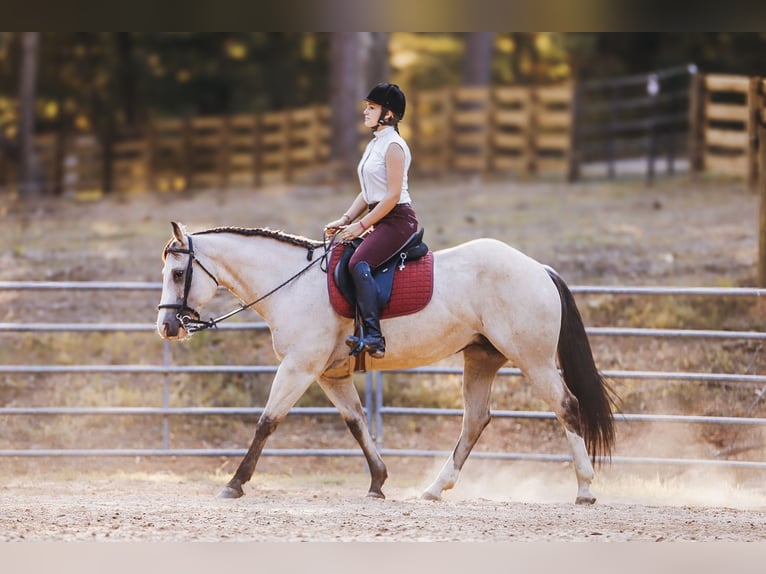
217, 484, 244, 499
366, 490, 386, 500
575, 495, 596, 505
420, 491, 441, 502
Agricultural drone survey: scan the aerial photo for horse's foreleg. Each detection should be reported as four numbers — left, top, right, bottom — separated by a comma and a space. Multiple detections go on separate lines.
219, 361, 315, 499
422, 342, 506, 501
318, 376, 388, 499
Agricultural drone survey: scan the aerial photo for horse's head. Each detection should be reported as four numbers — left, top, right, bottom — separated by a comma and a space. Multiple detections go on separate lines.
157, 222, 220, 340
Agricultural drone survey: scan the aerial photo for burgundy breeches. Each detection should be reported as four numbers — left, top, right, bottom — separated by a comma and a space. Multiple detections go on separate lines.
348, 203, 419, 271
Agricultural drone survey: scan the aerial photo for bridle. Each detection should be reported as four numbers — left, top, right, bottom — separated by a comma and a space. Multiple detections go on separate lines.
158, 232, 338, 334
157, 234, 220, 331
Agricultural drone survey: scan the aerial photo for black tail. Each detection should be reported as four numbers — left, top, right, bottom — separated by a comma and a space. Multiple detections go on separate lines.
546, 267, 616, 462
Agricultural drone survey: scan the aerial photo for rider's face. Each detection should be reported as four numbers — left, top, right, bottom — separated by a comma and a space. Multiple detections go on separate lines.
363, 102, 383, 129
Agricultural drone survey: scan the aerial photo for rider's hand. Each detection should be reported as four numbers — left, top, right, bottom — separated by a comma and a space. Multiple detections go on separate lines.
324, 217, 349, 236
325, 223, 345, 237
340, 222, 366, 242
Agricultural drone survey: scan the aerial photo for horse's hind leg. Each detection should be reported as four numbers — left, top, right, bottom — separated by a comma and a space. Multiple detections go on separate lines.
525, 364, 596, 505
422, 341, 507, 501
219, 360, 315, 499
318, 376, 388, 499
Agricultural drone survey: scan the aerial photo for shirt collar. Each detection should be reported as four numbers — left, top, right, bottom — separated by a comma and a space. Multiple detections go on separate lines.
373, 126, 394, 139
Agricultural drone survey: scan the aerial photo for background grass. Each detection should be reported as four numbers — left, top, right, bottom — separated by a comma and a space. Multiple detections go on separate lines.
0, 176, 763, 476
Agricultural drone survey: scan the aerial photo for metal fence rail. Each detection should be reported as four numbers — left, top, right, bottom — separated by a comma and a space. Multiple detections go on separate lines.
0, 281, 764, 470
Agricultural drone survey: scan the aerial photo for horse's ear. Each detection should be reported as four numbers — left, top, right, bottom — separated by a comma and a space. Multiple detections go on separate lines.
171, 221, 186, 243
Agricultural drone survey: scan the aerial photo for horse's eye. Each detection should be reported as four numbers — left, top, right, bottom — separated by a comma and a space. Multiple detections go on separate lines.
172, 269, 184, 282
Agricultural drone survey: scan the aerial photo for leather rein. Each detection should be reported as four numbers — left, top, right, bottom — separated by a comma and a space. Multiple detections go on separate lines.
158, 233, 337, 333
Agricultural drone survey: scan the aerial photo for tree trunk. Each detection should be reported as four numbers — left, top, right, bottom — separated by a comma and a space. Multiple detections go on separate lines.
330, 32, 383, 178
18, 32, 44, 196
462, 32, 494, 86
116, 32, 138, 127
366, 33, 390, 88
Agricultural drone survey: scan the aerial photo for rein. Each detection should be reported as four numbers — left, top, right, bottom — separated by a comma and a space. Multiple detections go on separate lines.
160, 231, 339, 334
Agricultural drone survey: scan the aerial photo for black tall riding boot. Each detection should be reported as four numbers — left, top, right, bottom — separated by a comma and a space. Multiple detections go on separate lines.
345, 261, 386, 359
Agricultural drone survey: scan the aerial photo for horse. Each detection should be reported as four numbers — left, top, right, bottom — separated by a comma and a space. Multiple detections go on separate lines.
156, 221, 616, 504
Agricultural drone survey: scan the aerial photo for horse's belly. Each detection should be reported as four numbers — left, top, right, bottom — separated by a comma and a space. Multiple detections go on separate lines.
370, 305, 476, 370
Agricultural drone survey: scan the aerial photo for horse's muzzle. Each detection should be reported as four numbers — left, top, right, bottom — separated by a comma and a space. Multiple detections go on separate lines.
157, 309, 187, 340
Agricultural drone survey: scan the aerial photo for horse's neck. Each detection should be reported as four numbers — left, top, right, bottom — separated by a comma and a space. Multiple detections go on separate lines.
198, 233, 311, 307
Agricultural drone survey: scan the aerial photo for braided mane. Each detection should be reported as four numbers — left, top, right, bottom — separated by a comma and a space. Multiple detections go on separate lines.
193, 226, 322, 251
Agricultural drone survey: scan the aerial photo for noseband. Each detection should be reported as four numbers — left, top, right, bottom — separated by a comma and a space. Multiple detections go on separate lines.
157, 235, 220, 331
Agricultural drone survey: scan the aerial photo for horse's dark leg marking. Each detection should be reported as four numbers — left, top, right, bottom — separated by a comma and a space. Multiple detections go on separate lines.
559, 392, 582, 436
346, 419, 388, 498
219, 416, 279, 499
317, 377, 388, 499
423, 340, 507, 501
218, 361, 316, 499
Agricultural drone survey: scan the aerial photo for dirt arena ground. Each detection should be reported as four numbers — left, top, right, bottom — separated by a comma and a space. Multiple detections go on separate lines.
2, 458, 765, 542
1, 177, 765, 549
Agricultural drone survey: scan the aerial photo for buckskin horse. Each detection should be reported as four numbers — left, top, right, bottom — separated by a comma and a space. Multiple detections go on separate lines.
156, 221, 615, 504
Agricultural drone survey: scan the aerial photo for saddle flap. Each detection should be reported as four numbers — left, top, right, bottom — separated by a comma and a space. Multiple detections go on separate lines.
333, 238, 362, 305
332, 228, 427, 305
328, 231, 434, 321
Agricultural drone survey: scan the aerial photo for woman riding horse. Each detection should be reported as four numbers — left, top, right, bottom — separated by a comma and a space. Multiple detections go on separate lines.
324, 83, 418, 359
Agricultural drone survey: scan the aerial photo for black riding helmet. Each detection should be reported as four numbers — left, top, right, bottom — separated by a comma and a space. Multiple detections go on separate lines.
365, 82, 406, 123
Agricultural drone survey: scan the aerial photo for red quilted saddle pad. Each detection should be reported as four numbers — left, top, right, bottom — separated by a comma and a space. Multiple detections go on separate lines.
327, 245, 434, 319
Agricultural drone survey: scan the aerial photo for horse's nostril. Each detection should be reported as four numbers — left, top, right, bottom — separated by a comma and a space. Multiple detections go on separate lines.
162, 322, 171, 337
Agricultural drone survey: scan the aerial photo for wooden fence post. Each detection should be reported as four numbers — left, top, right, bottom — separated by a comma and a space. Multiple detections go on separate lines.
182, 116, 192, 190
748, 77, 760, 191
567, 82, 582, 183
145, 121, 156, 192
687, 72, 704, 179
646, 74, 660, 186
253, 112, 263, 188
756, 78, 766, 287
220, 115, 231, 191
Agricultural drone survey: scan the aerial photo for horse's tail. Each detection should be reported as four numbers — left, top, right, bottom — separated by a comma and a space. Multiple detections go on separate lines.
545, 266, 616, 463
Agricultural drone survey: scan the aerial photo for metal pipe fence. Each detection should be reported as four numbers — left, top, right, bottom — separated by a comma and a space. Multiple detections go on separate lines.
0, 281, 764, 470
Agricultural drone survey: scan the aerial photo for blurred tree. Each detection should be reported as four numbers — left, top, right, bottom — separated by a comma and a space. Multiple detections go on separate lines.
563, 33, 766, 79
511, 33, 542, 83
134, 33, 331, 117
18, 32, 44, 196
116, 32, 138, 128
461, 32, 494, 86
330, 32, 389, 176
390, 33, 463, 92
5, 32, 766, 194
367, 33, 390, 85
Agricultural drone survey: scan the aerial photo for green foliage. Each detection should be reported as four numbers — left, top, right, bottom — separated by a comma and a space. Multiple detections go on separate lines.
5, 32, 766, 141
0, 32, 333, 136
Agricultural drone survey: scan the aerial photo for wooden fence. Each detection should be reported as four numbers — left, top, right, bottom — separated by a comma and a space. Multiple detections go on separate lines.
692, 73, 761, 188
2, 71, 766, 197
571, 65, 694, 184
409, 84, 573, 178
0, 85, 574, 197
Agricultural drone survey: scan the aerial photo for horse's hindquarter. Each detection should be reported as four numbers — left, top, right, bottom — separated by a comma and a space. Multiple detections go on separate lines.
375, 238, 562, 370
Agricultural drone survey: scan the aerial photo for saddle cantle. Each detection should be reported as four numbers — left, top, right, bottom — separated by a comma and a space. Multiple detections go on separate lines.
327, 229, 434, 320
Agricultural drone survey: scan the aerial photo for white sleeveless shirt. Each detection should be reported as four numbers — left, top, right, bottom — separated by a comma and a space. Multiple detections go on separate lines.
357, 126, 412, 205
